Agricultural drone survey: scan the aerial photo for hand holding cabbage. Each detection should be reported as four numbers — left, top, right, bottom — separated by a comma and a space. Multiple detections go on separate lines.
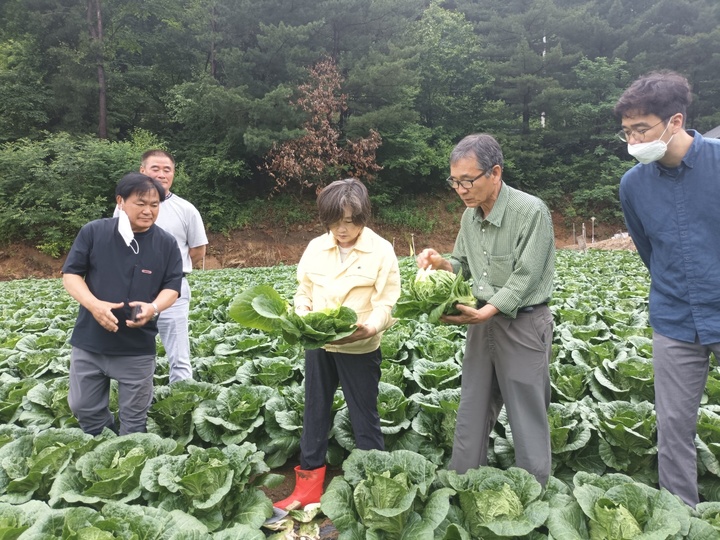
392, 267, 476, 324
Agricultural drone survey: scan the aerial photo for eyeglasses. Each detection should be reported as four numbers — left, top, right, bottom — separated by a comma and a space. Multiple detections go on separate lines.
446, 170, 488, 190
617, 118, 667, 143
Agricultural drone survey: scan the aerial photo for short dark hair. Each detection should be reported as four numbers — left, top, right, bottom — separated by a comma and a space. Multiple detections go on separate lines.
450, 133, 504, 172
116, 172, 166, 200
613, 70, 692, 122
141, 149, 175, 166
316, 178, 371, 231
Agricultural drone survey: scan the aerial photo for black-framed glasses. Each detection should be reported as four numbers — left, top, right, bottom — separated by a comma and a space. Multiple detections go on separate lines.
617, 118, 667, 143
446, 170, 488, 190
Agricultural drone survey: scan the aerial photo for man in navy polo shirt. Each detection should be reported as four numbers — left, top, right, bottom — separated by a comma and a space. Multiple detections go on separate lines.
62, 172, 183, 436
615, 70, 720, 507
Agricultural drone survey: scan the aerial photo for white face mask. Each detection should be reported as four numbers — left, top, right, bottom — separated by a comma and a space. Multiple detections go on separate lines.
117, 204, 139, 254
627, 123, 674, 164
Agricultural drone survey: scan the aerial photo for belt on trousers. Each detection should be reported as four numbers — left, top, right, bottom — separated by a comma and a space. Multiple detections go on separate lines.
476, 300, 547, 313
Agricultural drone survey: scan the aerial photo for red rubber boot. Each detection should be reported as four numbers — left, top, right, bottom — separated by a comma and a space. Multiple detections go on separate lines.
274, 465, 327, 510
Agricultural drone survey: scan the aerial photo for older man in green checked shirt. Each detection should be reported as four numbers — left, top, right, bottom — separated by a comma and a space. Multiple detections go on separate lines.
417, 133, 555, 486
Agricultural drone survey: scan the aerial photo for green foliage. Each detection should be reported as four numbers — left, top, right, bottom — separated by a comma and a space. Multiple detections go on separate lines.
375, 198, 438, 233
174, 153, 255, 233
0, 38, 50, 142
261, 195, 317, 229
405, 3, 493, 137
0, 131, 163, 255
3, 0, 720, 239
0, 0, 717, 235
373, 124, 455, 194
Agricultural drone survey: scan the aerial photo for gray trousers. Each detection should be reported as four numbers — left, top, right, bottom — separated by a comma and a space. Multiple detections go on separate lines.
68, 346, 156, 436
157, 277, 192, 383
300, 348, 383, 470
653, 332, 720, 507
449, 306, 553, 486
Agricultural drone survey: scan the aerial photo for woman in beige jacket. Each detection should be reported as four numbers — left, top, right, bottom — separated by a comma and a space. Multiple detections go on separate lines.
274, 178, 401, 511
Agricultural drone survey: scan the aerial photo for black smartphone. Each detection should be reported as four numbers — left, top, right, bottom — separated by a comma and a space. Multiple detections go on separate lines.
131, 305, 142, 322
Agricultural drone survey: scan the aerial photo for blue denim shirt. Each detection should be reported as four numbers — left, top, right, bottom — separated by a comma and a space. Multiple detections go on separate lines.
620, 130, 720, 345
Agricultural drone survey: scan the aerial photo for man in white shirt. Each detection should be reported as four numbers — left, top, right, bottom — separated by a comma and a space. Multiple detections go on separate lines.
140, 149, 208, 382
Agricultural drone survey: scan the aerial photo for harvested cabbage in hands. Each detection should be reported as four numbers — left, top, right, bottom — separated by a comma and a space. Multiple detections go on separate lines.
229, 284, 358, 348
392, 267, 475, 324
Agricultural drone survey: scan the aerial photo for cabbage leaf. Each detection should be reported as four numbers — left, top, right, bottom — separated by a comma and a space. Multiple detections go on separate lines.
228, 284, 358, 348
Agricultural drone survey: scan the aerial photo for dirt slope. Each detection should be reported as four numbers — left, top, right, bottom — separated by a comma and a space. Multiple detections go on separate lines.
0, 211, 630, 281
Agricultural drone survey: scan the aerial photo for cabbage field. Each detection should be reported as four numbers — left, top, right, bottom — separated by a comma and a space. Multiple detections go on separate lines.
2, 250, 720, 539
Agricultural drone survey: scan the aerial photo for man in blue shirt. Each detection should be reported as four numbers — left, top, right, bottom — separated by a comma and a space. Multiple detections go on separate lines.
615, 70, 720, 507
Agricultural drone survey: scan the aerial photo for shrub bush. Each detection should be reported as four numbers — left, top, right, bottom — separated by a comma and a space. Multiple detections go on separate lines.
0, 131, 161, 256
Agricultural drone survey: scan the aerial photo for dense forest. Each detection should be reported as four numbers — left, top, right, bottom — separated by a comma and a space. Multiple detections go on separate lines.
1, 0, 719, 255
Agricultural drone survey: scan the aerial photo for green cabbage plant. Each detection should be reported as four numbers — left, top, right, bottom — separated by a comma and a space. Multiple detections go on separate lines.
0, 428, 99, 504
550, 361, 592, 403
10, 500, 218, 539
228, 284, 358, 348
392, 267, 475, 324
409, 388, 460, 462
140, 442, 281, 531
333, 382, 417, 453
0, 500, 52, 538
192, 384, 276, 445
590, 354, 654, 403
321, 449, 453, 540
49, 432, 180, 506
17, 376, 78, 430
256, 384, 304, 468
592, 400, 657, 482
147, 379, 221, 445
435, 466, 549, 538
567, 471, 710, 539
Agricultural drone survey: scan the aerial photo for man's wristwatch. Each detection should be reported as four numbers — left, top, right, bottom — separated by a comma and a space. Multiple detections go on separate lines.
151, 302, 160, 320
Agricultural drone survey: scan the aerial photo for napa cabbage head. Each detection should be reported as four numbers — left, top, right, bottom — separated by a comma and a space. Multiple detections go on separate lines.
413, 267, 457, 300
436, 466, 549, 538
392, 268, 475, 324
321, 449, 453, 540
571, 471, 693, 540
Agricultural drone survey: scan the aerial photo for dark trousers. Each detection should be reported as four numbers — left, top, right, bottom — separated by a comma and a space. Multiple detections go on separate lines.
449, 306, 553, 486
300, 347, 384, 470
68, 346, 156, 436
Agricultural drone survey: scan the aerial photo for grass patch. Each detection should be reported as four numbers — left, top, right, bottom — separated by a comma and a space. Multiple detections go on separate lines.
235, 193, 459, 236
375, 200, 437, 233
234, 195, 316, 230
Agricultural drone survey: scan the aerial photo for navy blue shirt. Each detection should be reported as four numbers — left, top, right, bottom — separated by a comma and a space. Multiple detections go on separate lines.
620, 130, 720, 345
62, 218, 183, 355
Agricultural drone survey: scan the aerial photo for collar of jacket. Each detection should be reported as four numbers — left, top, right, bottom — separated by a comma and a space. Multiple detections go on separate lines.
317, 228, 373, 253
